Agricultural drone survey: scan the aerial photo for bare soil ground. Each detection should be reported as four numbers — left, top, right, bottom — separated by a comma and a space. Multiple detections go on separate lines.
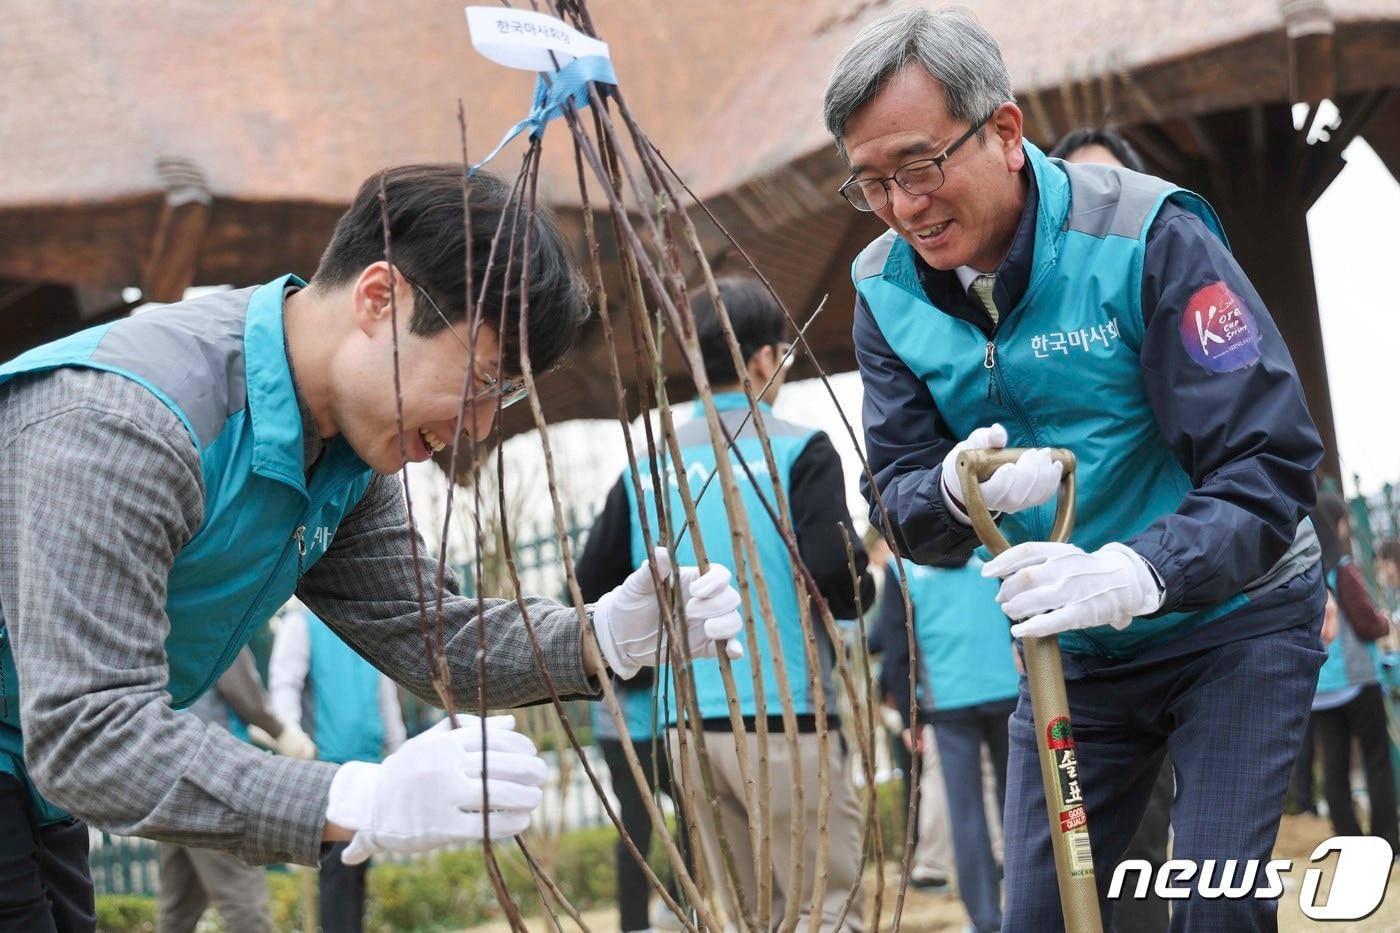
463, 813, 1399, 931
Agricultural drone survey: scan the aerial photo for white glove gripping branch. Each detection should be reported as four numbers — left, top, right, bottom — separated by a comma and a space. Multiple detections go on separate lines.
326, 715, 547, 865
591, 548, 744, 679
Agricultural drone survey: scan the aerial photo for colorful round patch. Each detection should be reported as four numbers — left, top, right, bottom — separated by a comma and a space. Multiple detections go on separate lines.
1179, 281, 1261, 372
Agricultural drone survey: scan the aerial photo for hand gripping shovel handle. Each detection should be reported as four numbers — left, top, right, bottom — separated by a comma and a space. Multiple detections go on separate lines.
956, 448, 1103, 933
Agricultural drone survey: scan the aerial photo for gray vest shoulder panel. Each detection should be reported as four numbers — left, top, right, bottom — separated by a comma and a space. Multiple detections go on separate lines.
854, 231, 899, 282
675, 406, 815, 448
89, 288, 256, 448
1059, 161, 1173, 240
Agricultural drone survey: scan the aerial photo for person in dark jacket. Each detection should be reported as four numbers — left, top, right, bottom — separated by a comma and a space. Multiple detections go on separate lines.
825, 10, 1325, 930
1309, 492, 1398, 848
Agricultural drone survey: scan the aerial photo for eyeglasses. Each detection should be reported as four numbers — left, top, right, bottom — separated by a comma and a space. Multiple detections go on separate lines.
395, 268, 530, 411
837, 109, 997, 213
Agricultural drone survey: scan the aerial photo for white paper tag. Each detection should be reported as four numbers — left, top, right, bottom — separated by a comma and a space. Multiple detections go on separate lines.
465, 6, 611, 73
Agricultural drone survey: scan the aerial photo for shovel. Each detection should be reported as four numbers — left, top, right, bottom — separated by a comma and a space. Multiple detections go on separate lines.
956, 447, 1103, 932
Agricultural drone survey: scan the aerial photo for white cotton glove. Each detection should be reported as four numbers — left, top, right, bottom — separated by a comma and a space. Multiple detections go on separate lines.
246, 722, 318, 760
326, 715, 546, 865
939, 424, 1063, 524
591, 548, 744, 679
982, 541, 1164, 638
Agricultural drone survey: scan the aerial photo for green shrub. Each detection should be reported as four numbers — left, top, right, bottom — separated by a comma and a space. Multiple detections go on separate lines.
267, 870, 310, 931
94, 894, 155, 933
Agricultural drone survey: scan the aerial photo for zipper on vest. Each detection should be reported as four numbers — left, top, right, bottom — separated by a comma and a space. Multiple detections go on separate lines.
983, 341, 1002, 404
293, 525, 307, 579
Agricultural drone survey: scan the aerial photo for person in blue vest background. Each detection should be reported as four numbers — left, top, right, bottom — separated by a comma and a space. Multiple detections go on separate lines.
581, 674, 691, 933
877, 555, 1016, 933
1307, 492, 1398, 850
0, 164, 744, 931
268, 603, 406, 933
577, 277, 875, 930
825, 9, 1325, 930
156, 647, 316, 933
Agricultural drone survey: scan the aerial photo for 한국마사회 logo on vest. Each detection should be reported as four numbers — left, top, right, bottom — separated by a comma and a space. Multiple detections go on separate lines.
1179, 280, 1262, 373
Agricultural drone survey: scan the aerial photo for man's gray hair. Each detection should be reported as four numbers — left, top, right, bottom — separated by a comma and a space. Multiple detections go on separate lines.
823, 6, 1014, 157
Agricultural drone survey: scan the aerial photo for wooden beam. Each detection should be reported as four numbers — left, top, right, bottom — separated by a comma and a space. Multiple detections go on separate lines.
1361, 93, 1400, 183
141, 157, 212, 303
1282, 0, 1336, 106
1119, 123, 1188, 179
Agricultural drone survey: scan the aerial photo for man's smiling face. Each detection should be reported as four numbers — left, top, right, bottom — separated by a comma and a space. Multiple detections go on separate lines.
841, 65, 1026, 273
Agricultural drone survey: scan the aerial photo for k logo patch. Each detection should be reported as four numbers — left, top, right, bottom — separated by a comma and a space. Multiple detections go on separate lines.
1179, 281, 1261, 373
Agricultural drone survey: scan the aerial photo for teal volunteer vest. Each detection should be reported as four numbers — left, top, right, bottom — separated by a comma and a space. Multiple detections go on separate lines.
0, 277, 376, 821
902, 557, 1019, 712
1316, 560, 1382, 694
622, 394, 829, 723
306, 613, 386, 764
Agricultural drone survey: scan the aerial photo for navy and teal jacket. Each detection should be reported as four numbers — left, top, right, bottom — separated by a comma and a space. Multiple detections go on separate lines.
575, 393, 873, 730
1316, 558, 1383, 694
304, 613, 386, 764
876, 558, 1018, 725
853, 142, 1324, 665
0, 277, 375, 819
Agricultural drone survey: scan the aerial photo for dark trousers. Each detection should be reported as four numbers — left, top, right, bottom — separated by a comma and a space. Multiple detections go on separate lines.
890, 730, 917, 849
0, 775, 95, 933
1001, 614, 1325, 932
1288, 717, 1319, 814
1314, 683, 1400, 848
1111, 759, 1173, 933
599, 736, 689, 932
932, 698, 1014, 933
319, 842, 367, 933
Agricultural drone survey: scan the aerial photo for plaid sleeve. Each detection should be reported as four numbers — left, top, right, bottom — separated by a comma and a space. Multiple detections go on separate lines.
296, 473, 600, 713
0, 370, 337, 865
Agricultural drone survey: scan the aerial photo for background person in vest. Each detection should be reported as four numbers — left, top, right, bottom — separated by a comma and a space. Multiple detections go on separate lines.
878, 555, 1015, 933
863, 532, 954, 893
577, 277, 875, 930
1308, 492, 1398, 849
268, 603, 407, 933
0, 164, 744, 931
156, 648, 316, 933
826, 10, 1325, 930
582, 675, 690, 933
1047, 125, 1172, 933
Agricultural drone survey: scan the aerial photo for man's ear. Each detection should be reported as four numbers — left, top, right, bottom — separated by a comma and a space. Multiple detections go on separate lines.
747, 345, 777, 387
351, 262, 411, 338
992, 102, 1026, 173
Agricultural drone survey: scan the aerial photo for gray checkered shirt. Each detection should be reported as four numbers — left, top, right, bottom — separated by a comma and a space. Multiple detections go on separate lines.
0, 368, 596, 865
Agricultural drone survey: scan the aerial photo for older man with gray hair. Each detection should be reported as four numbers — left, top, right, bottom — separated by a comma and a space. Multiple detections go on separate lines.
825, 7, 1325, 932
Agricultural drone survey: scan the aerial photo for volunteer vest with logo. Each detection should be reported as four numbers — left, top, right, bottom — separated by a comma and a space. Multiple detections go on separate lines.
622, 395, 829, 723
0, 276, 375, 822
591, 681, 663, 743
854, 142, 1300, 660
902, 557, 1019, 712
1316, 560, 1381, 694
306, 613, 385, 764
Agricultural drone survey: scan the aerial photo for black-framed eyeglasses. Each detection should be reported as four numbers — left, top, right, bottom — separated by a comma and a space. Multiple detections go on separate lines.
837, 109, 997, 213
395, 268, 530, 411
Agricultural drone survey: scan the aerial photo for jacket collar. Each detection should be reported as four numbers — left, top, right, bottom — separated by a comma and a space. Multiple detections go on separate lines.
244, 275, 313, 489
879, 141, 1067, 326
